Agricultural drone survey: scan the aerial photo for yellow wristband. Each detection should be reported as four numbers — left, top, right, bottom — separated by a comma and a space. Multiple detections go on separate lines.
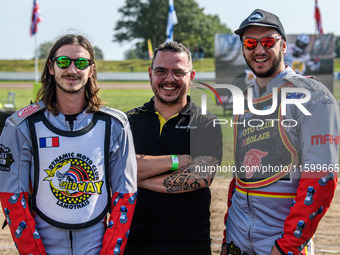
170, 155, 179, 171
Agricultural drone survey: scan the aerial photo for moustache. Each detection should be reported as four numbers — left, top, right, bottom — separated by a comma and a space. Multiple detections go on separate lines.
62, 74, 81, 79
253, 54, 269, 58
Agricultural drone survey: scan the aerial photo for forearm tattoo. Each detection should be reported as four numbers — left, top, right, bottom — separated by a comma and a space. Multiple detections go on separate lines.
163, 156, 219, 193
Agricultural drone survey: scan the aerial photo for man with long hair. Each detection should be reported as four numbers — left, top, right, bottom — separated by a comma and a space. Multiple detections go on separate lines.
0, 34, 137, 254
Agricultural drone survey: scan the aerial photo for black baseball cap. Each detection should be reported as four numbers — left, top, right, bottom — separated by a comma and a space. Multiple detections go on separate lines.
234, 9, 286, 40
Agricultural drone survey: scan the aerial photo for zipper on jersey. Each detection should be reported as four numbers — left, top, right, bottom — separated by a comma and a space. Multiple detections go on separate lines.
69, 231, 73, 252
247, 189, 252, 240
247, 189, 250, 210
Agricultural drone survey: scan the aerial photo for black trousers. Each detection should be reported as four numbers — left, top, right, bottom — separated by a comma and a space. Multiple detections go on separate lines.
124, 239, 212, 255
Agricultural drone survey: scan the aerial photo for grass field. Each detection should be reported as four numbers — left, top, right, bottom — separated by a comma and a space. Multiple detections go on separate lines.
2, 57, 340, 73
0, 58, 215, 73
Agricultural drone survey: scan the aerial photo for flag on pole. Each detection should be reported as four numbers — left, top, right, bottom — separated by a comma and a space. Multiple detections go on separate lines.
165, 0, 178, 42
147, 39, 154, 59
314, 0, 323, 34
30, 0, 42, 36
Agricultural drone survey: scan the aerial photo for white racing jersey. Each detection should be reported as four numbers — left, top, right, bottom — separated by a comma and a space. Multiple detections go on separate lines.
0, 102, 138, 255
28, 110, 111, 229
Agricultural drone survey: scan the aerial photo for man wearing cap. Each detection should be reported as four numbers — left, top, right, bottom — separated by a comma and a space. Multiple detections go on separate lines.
221, 9, 339, 255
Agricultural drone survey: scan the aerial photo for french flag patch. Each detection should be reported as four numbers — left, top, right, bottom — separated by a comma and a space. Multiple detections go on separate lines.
39, 137, 59, 148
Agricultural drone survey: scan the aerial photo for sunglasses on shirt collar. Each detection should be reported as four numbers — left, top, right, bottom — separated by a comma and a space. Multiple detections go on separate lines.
51, 56, 92, 70
243, 36, 282, 50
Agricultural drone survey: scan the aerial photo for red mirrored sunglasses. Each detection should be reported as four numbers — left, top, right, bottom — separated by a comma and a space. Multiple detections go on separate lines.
243, 36, 282, 50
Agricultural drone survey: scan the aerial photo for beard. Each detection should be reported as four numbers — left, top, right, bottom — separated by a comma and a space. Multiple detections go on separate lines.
55, 75, 88, 94
245, 50, 283, 78
155, 93, 180, 105
151, 79, 187, 106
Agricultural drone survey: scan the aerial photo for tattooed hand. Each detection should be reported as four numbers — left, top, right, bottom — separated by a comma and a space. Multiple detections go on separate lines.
163, 156, 219, 193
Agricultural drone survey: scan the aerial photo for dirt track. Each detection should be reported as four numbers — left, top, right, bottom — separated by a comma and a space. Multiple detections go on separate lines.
0, 179, 339, 255
209, 179, 340, 255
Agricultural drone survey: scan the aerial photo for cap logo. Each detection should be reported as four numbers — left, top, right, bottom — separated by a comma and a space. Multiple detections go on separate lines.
248, 11, 265, 22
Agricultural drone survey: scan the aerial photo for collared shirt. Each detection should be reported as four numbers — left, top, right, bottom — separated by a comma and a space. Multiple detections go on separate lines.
126, 96, 223, 242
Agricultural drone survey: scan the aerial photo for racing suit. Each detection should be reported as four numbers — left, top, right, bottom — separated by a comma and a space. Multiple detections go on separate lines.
222, 66, 339, 255
0, 102, 137, 255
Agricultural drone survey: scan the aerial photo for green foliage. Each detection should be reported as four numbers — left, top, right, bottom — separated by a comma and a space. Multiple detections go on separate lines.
114, 0, 232, 59
94, 46, 104, 60
2, 57, 340, 73
0, 59, 154, 73
0, 58, 214, 72
95, 59, 152, 72
38, 41, 54, 59
0, 60, 46, 72
334, 58, 340, 72
36, 41, 104, 60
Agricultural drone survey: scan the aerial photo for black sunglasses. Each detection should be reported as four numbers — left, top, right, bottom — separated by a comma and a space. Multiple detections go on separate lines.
51, 56, 92, 70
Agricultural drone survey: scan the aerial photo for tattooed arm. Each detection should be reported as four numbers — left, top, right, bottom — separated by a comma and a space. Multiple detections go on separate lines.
138, 156, 220, 193
136, 154, 192, 182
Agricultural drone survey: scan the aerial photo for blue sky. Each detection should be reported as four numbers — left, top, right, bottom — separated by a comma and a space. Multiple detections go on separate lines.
1, 0, 337, 60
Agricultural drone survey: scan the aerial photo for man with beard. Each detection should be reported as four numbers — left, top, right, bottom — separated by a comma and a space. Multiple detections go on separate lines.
0, 34, 137, 254
220, 9, 339, 255
124, 41, 223, 255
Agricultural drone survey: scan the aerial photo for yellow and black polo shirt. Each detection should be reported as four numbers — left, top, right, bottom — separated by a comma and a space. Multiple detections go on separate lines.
126, 96, 223, 243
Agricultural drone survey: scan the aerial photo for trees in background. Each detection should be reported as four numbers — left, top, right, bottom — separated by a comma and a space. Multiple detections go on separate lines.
37, 42, 104, 60
93, 46, 104, 60
37, 42, 54, 59
114, 0, 231, 59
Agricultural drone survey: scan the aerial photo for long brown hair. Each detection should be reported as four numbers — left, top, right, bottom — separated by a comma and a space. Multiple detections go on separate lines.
36, 34, 103, 115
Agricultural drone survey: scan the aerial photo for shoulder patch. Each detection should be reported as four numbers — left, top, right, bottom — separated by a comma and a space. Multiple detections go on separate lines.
10, 101, 45, 126
284, 75, 320, 91
284, 75, 332, 102
100, 106, 128, 125
0, 144, 15, 172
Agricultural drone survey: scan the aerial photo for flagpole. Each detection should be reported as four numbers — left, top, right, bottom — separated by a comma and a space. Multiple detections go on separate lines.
34, 34, 39, 82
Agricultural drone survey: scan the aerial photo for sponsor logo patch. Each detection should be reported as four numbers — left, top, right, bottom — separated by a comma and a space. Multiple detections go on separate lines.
244, 149, 268, 179
311, 134, 340, 145
18, 104, 40, 118
249, 10, 265, 22
0, 144, 14, 172
43, 154, 103, 210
